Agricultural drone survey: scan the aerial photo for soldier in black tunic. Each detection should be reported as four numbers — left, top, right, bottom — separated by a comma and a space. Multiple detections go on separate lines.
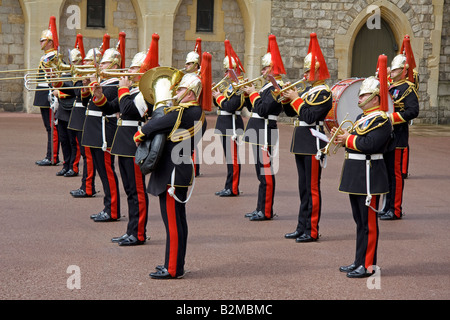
51, 46, 84, 178
281, 33, 332, 242
134, 53, 211, 279
333, 72, 392, 278
379, 36, 419, 220
81, 45, 122, 222
212, 40, 245, 197
241, 34, 285, 221
97, 34, 159, 245
68, 44, 103, 198
34, 17, 60, 166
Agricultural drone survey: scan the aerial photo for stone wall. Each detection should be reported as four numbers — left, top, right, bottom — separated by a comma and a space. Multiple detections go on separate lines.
271, 0, 440, 124
0, 0, 25, 112
438, 0, 450, 124
59, 0, 138, 68
172, 0, 245, 81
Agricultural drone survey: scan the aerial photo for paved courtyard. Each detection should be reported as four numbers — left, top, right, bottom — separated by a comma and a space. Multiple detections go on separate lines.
0, 112, 449, 304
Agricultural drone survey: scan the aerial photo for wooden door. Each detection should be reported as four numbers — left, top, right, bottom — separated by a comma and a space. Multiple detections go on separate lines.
351, 18, 398, 78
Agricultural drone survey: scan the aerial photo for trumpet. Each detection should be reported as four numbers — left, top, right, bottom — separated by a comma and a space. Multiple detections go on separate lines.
231, 75, 264, 91
271, 79, 307, 102
212, 75, 231, 92
319, 114, 355, 156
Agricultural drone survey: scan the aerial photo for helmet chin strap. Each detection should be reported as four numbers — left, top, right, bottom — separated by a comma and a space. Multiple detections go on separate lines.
358, 91, 378, 109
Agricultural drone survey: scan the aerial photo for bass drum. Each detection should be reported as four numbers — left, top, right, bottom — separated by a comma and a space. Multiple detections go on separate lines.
325, 78, 394, 133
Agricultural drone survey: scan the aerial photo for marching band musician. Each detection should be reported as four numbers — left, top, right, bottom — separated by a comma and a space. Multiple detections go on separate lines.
281, 33, 332, 242
94, 34, 160, 246
241, 34, 285, 221
133, 52, 212, 279
81, 33, 126, 222
68, 35, 107, 198
379, 35, 419, 221
34, 16, 60, 166
50, 36, 85, 178
334, 55, 392, 278
212, 40, 245, 198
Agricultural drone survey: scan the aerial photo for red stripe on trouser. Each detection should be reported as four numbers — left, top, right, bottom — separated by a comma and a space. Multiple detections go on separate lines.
365, 196, 378, 268
310, 156, 320, 239
192, 150, 197, 176
262, 148, 274, 219
166, 190, 178, 277
73, 136, 81, 173
231, 138, 239, 195
402, 147, 408, 175
134, 162, 148, 242
104, 151, 119, 219
50, 112, 58, 163
85, 147, 95, 195
394, 149, 403, 218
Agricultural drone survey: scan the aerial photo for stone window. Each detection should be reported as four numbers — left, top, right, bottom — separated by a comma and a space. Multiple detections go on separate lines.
86, 0, 105, 28
196, 0, 214, 32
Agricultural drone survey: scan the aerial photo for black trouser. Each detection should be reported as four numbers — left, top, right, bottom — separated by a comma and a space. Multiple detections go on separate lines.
159, 186, 188, 278
40, 107, 59, 163
294, 154, 322, 239
252, 144, 275, 219
118, 156, 149, 241
58, 119, 79, 172
349, 194, 379, 269
91, 148, 120, 219
220, 135, 240, 195
74, 131, 96, 195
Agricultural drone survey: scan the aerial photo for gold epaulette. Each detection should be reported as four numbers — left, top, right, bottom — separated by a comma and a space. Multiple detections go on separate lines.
304, 84, 331, 106
169, 111, 205, 142
354, 111, 389, 135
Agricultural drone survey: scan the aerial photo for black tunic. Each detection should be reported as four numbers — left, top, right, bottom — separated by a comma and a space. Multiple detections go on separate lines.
140, 103, 205, 196
283, 82, 332, 155
338, 109, 392, 195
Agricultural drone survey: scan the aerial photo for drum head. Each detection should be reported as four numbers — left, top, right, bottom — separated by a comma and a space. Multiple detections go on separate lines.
328, 78, 394, 132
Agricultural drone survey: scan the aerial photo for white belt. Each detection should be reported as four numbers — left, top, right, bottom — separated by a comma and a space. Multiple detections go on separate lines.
251, 113, 278, 121
74, 102, 84, 108
295, 120, 324, 127
118, 119, 140, 127
217, 110, 241, 116
37, 83, 49, 88
346, 153, 383, 160
86, 110, 102, 117
346, 152, 384, 212
86, 110, 116, 118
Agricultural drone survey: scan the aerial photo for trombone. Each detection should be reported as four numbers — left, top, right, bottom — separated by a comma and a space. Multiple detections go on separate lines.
319, 114, 355, 156
231, 75, 264, 91
271, 79, 307, 102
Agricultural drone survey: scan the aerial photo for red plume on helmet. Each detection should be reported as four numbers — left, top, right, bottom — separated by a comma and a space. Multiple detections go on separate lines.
267, 34, 286, 76
200, 52, 212, 111
116, 32, 126, 69
195, 38, 202, 65
100, 33, 110, 55
48, 16, 59, 49
376, 54, 389, 112
399, 35, 416, 83
307, 33, 329, 81
139, 33, 160, 74
75, 34, 85, 60
224, 39, 245, 75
